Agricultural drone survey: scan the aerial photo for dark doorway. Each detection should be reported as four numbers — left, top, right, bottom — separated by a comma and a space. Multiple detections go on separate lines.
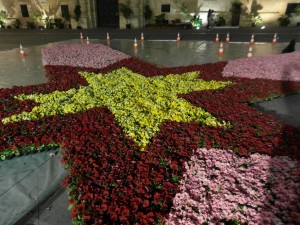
20, 4, 29, 17
96, 0, 119, 28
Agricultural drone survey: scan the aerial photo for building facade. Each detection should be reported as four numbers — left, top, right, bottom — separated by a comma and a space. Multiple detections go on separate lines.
0, 0, 299, 29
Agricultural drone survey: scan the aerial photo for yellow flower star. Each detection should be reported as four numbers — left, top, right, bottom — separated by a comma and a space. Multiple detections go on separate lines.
2, 67, 232, 149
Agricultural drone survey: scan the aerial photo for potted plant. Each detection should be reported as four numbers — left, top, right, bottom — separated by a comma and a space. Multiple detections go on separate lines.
251, 14, 262, 27
54, 18, 64, 29
154, 13, 166, 25
14, 19, 22, 29
119, 1, 133, 29
215, 15, 226, 26
45, 17, 54, 29
191, 16, 202, 29
26, 21, 35, 29
278, 15, 291, 27
0, 10, 8, 28
74, 4, 82, 29
230, 1, 242, 26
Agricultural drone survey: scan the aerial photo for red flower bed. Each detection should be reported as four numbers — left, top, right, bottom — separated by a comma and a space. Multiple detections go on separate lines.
0, 57, 300, 224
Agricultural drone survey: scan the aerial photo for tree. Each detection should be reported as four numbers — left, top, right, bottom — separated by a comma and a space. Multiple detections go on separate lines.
32, 10, 44, 27
0, 10, 8, 28
249, 0, 263, 26
43, 0, 61, 18
172, 0, 202, 21
240, 0, 263, 26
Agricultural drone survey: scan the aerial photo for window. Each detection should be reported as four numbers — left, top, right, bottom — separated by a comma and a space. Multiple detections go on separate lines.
61, 5, 70, 19
20, 4, 29, 17
285, 3, 300, 15
161, 4, 170, 13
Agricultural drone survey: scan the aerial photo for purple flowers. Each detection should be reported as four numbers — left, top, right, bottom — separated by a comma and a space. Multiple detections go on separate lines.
165, 148, 300, 225
41, 44, 130, 69
222, 52, 300, 81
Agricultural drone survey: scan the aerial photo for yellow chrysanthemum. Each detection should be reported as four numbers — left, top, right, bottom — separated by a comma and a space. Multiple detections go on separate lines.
2, 68, 232, 149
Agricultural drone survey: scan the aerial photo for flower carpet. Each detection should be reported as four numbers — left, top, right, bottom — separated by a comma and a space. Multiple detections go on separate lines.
0, 44, 300, 225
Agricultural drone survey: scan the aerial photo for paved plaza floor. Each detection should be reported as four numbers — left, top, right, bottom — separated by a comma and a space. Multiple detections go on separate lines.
0, 27, 299, 225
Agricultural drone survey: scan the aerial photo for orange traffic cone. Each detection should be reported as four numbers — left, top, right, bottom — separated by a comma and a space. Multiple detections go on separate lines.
107, 32, 110, 41
225, 33, 230, 43
87, 36, 90, 44
133, 38, 138, 48
80, 32, 83, 40
272, 33, 277, 44
249, 34, 255, 45
176, 32, 180, 42
247, 46, 253, 58
217, 42, 224, 56
141, 32, 144, 42
214, 33, 220, 43
19, 44, 27, 57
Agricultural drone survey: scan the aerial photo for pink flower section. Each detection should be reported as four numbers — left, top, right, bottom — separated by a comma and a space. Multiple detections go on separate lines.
165, 148, 300, 225
222, 51, 300, 81
41, 44, 130, 69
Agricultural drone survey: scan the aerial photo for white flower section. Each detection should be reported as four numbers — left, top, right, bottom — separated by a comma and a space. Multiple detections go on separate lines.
222, 51, 300, 81
41, 44, 130, 69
